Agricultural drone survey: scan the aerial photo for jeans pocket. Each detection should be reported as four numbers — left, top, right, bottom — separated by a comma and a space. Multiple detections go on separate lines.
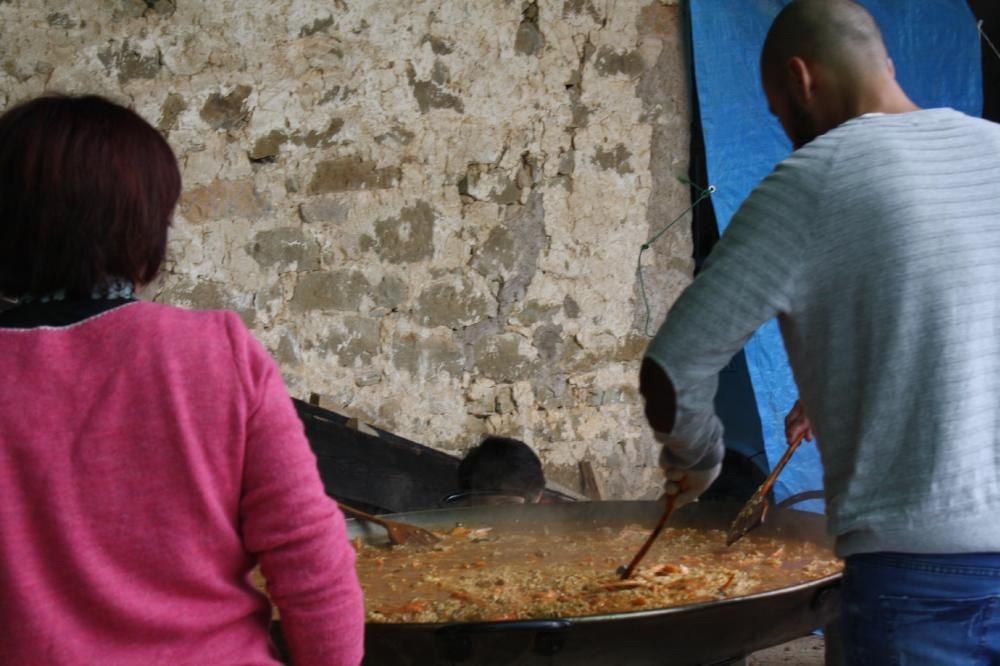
879, 594, 998, 666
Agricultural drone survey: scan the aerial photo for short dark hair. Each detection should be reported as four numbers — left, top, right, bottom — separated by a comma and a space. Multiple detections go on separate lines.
457, 437, 546, 499
0, 94, 181, 299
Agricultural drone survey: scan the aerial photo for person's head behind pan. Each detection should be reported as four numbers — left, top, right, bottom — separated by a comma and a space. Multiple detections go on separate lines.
457, 437, 546, 503
0, 94, 182, 300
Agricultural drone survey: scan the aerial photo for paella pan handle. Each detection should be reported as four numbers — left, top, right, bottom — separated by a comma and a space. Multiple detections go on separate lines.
809, 581, 842, 613
435, 619, 572, 662
775, 490, 825, 509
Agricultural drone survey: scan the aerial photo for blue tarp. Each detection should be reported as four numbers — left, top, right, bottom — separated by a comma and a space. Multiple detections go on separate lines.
689, 0, 983, 509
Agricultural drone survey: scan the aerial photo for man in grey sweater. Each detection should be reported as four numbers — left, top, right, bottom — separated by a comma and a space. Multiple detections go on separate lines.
642, 0, 1000, 662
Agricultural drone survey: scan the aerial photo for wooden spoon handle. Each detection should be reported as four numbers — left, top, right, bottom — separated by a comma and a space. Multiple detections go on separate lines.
620, 478, 689, 580
757, 430, 807, 498
338, 502, 388, 528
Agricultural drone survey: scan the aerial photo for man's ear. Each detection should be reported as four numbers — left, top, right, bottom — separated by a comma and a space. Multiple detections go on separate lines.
787, 56, 814, 105
886, 56, 896, 78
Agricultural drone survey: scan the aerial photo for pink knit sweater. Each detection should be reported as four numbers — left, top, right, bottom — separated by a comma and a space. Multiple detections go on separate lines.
0, 302, 364, 665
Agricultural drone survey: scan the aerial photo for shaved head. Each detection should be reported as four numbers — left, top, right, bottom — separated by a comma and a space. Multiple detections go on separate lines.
758, 0, 910, 148
762, 0, 889, 82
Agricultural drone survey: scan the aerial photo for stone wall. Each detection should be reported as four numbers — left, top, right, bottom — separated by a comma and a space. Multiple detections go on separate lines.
0, 0, 694, 498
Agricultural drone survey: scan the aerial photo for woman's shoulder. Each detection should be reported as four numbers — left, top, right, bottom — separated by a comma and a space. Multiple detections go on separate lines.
130, 300, 248, 331
125, 301, 271, 385
125, 301, 259, 357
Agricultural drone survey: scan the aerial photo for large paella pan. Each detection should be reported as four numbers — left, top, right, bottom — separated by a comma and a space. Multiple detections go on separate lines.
273, 500, 842, 666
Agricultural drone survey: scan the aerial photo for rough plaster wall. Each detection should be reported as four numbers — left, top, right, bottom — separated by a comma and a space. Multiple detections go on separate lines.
0, 0, 693, 499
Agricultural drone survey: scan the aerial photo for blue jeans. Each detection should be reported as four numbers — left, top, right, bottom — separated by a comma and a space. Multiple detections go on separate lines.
842, 552, 1000, 665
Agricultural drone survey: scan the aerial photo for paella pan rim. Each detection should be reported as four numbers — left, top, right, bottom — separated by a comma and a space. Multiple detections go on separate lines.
362, 571, 842, 630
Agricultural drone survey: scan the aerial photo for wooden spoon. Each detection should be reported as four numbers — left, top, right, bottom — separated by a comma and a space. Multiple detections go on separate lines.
725, 430, 807, 546
618, 478, 689, 579
338, 503, 440, 546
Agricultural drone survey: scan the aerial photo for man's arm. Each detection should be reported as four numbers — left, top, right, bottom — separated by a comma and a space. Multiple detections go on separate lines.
639, 356, 676, 434
642, 160, 813, 478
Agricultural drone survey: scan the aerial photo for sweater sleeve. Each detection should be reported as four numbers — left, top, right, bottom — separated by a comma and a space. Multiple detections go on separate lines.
643, 158, 814, 470
228, 316, 365, 666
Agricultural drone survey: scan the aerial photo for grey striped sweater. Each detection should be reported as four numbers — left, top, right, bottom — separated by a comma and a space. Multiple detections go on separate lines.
646, 108, 1000, 557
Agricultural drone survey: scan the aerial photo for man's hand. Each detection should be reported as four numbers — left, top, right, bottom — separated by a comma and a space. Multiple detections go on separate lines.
654, 430, 722, 507
784, 399, 813, 444
662, 464, 721, 507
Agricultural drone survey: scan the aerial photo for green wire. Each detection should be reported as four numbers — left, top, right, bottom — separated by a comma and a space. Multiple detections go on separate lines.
638, 179, 715, 337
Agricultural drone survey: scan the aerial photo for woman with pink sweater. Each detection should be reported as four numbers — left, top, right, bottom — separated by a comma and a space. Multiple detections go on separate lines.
0, 95, 365, 665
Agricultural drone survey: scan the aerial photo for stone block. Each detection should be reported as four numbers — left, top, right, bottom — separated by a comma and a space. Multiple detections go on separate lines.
374, 201, 436, 263
250, 130, 288, 161
563, 295, 581, 319
495, 386, 515, 414
325, 316, 381, 366
467, 395, 495, 417
593, 143, 634, 175
119, 45, 161, 83
511, 299, 561, 326
200, 85, 252, 130
472, 225, 516, 276
291, 270, 371, 312
374, 275, 409, 310
308, 157, 401, 194
459, 165, 520, 204
299, 197, 349, 224
420, 34, 455, 55
415, 276, 493, 329
46, 11, 76, 28
158, 281, 257, 329
300, 16, 335, 38
158, 92, 187, 132
355, 370, 383, 387
181, 177, 267, 224
98, 39, 162, 84
291, 118, 344, 149
512, 381, 534, 411
594, 46, 645, 77
535, 384, 572, 411
557, 150, 576, 176
563, 0, 601, 22
392, 331, 465, 378
514, 2, 545, 56
613, 334, 650, 362
471, 333, 534, 382
638, 2, 680, 38
117, 0, 175, 18
532, 323, 564, 363
405, 61, 465, 114
275, 332, 302, 366
248, 227, 321, 272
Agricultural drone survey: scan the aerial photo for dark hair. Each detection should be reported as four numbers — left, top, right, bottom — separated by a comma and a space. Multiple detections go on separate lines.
0, 94, 181, 299
457, 437, 546, 499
